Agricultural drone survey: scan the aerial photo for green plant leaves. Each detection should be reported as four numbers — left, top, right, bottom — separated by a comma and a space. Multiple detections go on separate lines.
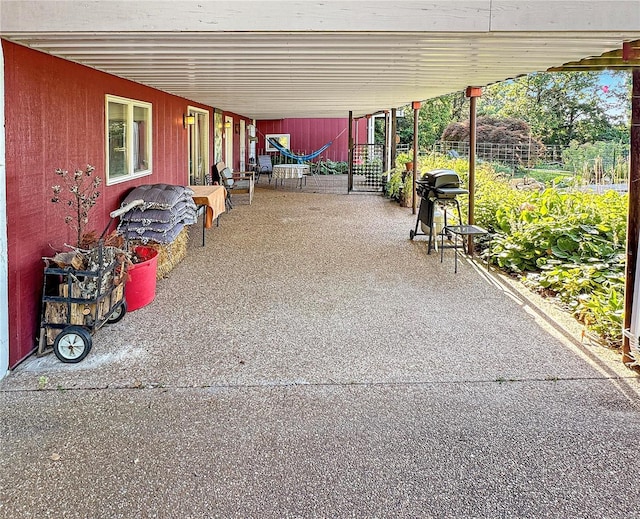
407, 153, 627, 346
456, 158, 626, 347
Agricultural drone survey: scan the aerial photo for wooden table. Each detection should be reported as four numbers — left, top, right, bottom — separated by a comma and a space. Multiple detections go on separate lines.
190, 185, 227, 246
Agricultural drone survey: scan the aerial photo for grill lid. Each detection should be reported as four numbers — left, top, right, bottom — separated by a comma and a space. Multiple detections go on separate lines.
421, 169, 461, 188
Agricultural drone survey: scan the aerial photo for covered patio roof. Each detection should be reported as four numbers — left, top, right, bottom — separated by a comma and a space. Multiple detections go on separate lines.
1, 1, 640, 119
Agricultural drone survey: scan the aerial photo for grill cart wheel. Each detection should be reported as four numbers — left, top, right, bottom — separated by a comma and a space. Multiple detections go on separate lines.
53, 326, 93, 363
106, 300, 127, 324
409, 229, 415, 240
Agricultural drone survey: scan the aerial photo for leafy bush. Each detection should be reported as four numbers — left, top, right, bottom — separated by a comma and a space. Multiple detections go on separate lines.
523, 169, 573, 186
488, 188, 627, 344
385, 170, 403, 200
317, 159, 348, 175
385, 169, 413, 206
490, 190, 626, 269
413, 153, 628, 346
441, 116, 545, 167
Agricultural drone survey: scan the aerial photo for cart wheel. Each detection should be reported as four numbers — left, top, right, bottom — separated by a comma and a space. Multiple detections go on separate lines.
53, 326, 92, 363
106, 300, 127, 324
409, 229, 415, 240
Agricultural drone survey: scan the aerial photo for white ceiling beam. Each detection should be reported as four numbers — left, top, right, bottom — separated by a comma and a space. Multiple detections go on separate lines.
490, 0, 640, 31
0, 1, 492, 32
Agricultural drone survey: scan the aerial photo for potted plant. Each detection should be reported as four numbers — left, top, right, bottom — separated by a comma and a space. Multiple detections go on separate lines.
396, 151, 414, 176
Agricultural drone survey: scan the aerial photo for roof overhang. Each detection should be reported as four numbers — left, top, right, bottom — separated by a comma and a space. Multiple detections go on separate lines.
1, 1, 640, 119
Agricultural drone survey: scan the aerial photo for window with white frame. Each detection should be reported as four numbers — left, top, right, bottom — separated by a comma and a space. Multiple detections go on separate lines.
106, 95, 152, 184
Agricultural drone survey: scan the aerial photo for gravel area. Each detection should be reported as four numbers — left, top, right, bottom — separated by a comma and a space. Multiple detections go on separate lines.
1, 187, 639, 518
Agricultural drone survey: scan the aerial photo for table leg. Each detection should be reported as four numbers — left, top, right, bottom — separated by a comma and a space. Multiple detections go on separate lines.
201, 206, 206, 247
454, 234, 458, 273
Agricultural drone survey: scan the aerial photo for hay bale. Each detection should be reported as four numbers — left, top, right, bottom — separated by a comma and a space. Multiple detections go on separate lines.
128, 226, 189, 279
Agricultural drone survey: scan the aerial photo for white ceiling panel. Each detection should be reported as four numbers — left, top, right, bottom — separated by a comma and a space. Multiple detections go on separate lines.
1, 1, 639, 119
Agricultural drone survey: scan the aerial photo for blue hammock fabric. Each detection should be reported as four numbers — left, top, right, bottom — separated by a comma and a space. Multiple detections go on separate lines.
267, 138, 332, 163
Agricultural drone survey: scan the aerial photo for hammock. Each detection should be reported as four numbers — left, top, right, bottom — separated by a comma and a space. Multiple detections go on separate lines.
267, 138, 332, 163
265, 127, 347, 163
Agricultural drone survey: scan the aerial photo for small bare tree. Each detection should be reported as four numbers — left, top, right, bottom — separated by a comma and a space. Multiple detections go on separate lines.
51, 165, 102, 247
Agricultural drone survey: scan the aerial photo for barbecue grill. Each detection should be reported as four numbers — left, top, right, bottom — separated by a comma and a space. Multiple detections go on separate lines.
409, 169, 469, 253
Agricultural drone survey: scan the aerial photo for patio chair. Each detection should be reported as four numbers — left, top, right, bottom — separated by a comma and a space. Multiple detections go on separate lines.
256, 155, 273, 184
219, 165, 254, 209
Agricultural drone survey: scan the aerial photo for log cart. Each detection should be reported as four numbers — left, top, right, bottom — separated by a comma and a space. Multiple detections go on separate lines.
37, 200, 143, 363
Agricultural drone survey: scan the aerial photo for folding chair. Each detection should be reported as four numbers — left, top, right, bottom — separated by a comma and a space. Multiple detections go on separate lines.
256, 155, 273, 184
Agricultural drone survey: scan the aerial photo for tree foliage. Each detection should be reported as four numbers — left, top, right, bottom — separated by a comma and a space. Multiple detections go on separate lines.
478, 71, 629, 146
394, 92, 467, 147
390, 71, 630, 149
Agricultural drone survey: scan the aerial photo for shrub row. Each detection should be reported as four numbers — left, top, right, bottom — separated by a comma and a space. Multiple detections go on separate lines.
400, 154, 628, 346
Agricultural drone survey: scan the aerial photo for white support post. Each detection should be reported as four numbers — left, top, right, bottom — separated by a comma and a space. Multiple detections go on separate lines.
0, 44, 9, 378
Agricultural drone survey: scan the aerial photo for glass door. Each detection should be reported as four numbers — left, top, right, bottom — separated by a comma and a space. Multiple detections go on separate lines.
187, 107, 209, 185
214, 111, 223, 165
225, 115, 233, 170
239, 119, 246, 171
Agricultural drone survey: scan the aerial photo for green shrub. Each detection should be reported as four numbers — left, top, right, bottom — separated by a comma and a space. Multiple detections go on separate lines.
385, 170, 403, 200
311, 159, 348, 175
488, 188, 627, 344
414, 152, 629, 347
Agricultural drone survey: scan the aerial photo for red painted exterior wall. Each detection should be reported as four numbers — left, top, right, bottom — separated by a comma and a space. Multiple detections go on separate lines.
2, 40, 366, 368
256, 118, 368, 162
2, 40, 219, 367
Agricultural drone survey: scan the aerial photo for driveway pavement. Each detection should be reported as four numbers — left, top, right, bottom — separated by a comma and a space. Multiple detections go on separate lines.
2, 187, 640, 518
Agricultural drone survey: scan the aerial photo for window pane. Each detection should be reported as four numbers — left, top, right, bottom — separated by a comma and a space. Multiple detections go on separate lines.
133, 105, 150, 172
108, 101, 128, 179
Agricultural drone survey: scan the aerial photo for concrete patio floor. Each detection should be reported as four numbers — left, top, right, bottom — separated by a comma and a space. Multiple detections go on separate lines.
2, 187, 640, 518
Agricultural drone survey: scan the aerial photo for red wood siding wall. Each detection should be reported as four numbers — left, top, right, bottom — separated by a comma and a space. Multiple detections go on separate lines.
256, 118, 368, 162
2, 40, 217, 367
2, 40, 367, 367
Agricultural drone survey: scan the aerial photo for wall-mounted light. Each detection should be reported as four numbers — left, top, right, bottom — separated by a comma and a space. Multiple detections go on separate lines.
183, 114, 196, 128
224, 121, 232, 129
